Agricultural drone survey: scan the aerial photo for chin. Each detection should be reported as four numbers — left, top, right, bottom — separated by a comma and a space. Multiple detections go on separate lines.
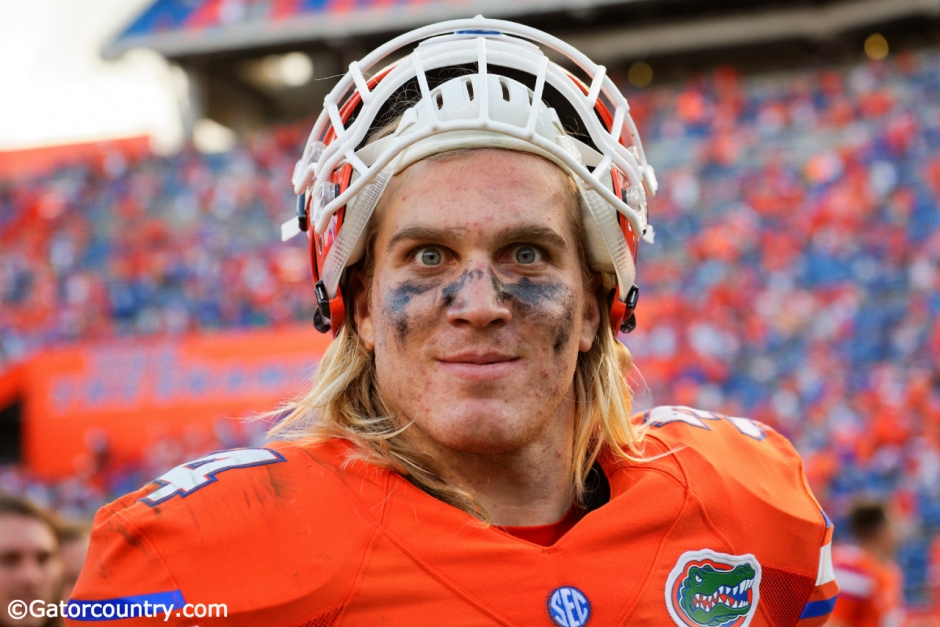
421, 406, 545, 455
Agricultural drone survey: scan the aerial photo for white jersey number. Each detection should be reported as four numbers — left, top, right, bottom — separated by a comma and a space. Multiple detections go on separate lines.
644, 406, 765, 440
141, 448, 285, 506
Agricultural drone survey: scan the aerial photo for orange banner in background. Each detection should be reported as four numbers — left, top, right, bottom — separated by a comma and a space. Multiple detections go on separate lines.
18, 325, 330, 478
0, 362, 25, 410
0, 136, 151, 181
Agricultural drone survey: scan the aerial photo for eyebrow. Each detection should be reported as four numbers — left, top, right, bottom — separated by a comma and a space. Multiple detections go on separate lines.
386, 223, 570, 254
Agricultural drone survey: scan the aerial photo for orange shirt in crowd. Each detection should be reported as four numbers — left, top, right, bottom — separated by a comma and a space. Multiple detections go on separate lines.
831, 544, 904, 627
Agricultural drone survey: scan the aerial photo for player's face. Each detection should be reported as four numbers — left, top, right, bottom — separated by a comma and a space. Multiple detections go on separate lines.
355, 149, 600, 456
0, 515, 62, 627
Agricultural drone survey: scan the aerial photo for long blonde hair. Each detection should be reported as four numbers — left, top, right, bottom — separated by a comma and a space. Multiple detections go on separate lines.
268, 152, 646, 521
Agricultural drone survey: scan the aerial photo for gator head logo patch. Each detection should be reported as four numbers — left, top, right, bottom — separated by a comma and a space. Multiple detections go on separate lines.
665, 550, 761, 627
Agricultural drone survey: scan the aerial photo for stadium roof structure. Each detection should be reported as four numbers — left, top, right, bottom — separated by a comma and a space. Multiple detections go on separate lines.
102, 0, 636, 60
105, 0, 940, 63
103, 0, 940, 137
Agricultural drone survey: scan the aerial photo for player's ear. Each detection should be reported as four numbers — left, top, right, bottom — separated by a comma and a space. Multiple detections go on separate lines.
579, 273, 602, 353
350, 270, 375, 351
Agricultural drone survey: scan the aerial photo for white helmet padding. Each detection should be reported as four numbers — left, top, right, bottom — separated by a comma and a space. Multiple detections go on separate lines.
285, 16, 657, 312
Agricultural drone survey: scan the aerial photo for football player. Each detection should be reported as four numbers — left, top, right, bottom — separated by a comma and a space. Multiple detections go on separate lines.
830, 501, 904, 627
68, 17, 838, 627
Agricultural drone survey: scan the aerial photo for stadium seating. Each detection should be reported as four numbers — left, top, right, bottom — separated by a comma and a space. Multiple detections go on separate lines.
2, 48, 938, 605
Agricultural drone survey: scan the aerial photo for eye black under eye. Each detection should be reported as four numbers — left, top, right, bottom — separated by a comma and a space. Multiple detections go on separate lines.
419, 248, 443, 266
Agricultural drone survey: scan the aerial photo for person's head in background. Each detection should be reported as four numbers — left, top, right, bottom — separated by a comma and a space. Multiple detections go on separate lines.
56, 521, 90, 601
0, 495, 63, 627
848, 500, 897, 562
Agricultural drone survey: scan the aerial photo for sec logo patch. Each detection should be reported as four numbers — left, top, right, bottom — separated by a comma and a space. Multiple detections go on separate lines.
547, 586, 591, 627
665, 550, 761, 627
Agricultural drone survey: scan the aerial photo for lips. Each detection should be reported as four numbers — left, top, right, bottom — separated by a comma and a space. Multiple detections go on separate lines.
438, 351, 517, 365
436, 351, 520, 380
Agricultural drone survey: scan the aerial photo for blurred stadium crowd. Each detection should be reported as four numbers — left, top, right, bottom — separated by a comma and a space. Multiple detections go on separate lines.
2, 45, 939, 607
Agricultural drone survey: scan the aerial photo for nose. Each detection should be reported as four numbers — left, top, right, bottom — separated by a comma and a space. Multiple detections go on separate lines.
15, 556, 48, 589
444, 265, 512, 328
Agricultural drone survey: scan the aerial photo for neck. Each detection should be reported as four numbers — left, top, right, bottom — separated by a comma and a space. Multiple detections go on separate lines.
402, 398, 577, 527
859, 538, 892, 563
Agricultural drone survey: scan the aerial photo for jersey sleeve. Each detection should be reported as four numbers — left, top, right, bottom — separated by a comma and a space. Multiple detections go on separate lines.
797, 519, 838, 627
67, 443, 384, 627
67, 496, 191, 626
640, 405, 839, 627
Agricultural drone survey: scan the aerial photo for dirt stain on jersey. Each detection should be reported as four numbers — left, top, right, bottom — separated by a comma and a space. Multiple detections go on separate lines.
103, 518, 163, 570
266, 465, 290, 500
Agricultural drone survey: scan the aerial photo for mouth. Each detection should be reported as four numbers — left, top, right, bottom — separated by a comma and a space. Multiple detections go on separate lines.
439, 351, 517, 365
436, 352, 520, 379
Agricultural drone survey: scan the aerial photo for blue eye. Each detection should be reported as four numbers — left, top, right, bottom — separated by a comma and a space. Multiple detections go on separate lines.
418, 248, 443, 266
514, 246, 540, 264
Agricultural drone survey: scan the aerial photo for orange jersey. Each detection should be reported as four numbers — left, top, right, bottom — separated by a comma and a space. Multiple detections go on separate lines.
831, 544, 904, 627
68, 406, 838, 627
